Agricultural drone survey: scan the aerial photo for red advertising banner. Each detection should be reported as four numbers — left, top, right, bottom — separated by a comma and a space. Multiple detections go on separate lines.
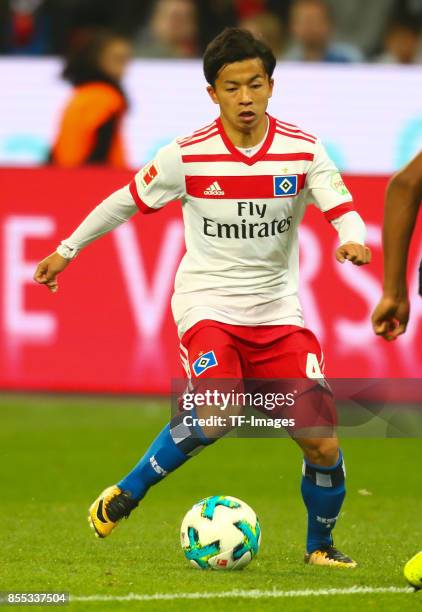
0, 168, 421, 393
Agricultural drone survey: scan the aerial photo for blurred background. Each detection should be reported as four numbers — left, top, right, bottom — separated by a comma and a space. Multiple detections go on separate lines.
1, 0, 422, 62
1, 0, 422, 167
1, 0, 422, 168
0, 0, 421, 393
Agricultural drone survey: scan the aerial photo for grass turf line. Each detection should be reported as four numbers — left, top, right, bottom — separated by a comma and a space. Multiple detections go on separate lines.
0, 394, 421, 612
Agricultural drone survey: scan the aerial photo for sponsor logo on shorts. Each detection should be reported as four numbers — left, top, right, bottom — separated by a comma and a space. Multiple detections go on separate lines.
273, 175, 298, 197
192, 350, 218, 376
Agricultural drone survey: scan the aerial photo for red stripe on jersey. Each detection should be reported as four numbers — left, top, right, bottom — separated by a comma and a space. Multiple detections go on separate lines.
182, 154, 234, 163
275, 130, 317, 145
216, 114, 277, 165
262, 152, 314, 162
185, 174, 307, 199
324, 201, 355, 222
274, 118, 297, 128
181, 152, 315, 163
129, 180, 157, 214
276, 125, 317, 142
179, 130, 219, 148
276, 121, 316, 141
192, 120, 217, 135
178, 122, 217, 144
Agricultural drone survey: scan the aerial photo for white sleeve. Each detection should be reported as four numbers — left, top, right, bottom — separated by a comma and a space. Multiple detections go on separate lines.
331, 211, 367, 245
304, 140, 367, 244
60, 185, 137, 253
129, 140, 185, 213
306, 140, 354, 218
58, 140, 185, 257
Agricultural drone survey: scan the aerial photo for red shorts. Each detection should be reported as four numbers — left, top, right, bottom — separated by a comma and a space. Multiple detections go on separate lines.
179, 320, 324, 380
178, 320, 335, 432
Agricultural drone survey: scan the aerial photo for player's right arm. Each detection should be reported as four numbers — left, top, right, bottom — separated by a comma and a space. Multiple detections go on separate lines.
33, 184, 138, 292
371, 151, 422, 340
34, 141, 185, 293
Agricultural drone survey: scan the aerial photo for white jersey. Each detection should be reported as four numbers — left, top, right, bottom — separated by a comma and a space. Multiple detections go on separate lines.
129, 114, 356, 338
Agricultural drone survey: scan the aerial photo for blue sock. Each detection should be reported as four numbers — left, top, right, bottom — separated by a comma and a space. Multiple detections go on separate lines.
117, 410, 214, 501
301, 450, 346, 553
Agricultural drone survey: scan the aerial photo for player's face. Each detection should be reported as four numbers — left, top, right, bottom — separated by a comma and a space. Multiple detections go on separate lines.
207, 58, 274, 133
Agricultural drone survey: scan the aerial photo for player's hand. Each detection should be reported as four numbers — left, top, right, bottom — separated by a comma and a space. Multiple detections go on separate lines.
371, 295, 410, 341
33, 252, 70, 293
335, 242, 371, 266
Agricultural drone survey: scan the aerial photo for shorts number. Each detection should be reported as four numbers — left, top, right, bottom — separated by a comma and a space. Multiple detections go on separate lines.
306, 352, 323, 379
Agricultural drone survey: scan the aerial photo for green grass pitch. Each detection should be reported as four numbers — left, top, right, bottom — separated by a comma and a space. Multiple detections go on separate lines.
1, 393, 421, 611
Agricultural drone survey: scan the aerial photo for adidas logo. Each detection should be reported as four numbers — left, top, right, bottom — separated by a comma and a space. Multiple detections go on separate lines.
204, 181, 224, 196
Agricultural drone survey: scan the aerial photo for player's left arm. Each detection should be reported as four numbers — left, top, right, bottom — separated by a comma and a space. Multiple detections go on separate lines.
332, 215, 371, 266
306, 140, 371, 267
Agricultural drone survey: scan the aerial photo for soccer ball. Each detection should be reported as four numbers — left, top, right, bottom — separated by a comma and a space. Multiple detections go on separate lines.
404, 551, 422, 589
180, 495, 261, 570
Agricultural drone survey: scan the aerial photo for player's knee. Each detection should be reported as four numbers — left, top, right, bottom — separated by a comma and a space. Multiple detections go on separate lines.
302, 438, 339, 467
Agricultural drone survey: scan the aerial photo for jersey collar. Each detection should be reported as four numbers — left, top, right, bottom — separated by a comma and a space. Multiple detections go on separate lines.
216, 113, 276, 166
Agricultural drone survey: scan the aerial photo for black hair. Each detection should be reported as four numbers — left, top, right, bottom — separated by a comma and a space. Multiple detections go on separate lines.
62, 27, 129, 88
203, 27, 276, 86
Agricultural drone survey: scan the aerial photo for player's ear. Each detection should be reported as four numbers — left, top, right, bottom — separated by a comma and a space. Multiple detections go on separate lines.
207, 85, 219, 105
268, 77, 274, 98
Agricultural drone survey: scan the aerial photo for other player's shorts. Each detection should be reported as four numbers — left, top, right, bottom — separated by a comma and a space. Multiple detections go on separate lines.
178, 320, 335, 434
